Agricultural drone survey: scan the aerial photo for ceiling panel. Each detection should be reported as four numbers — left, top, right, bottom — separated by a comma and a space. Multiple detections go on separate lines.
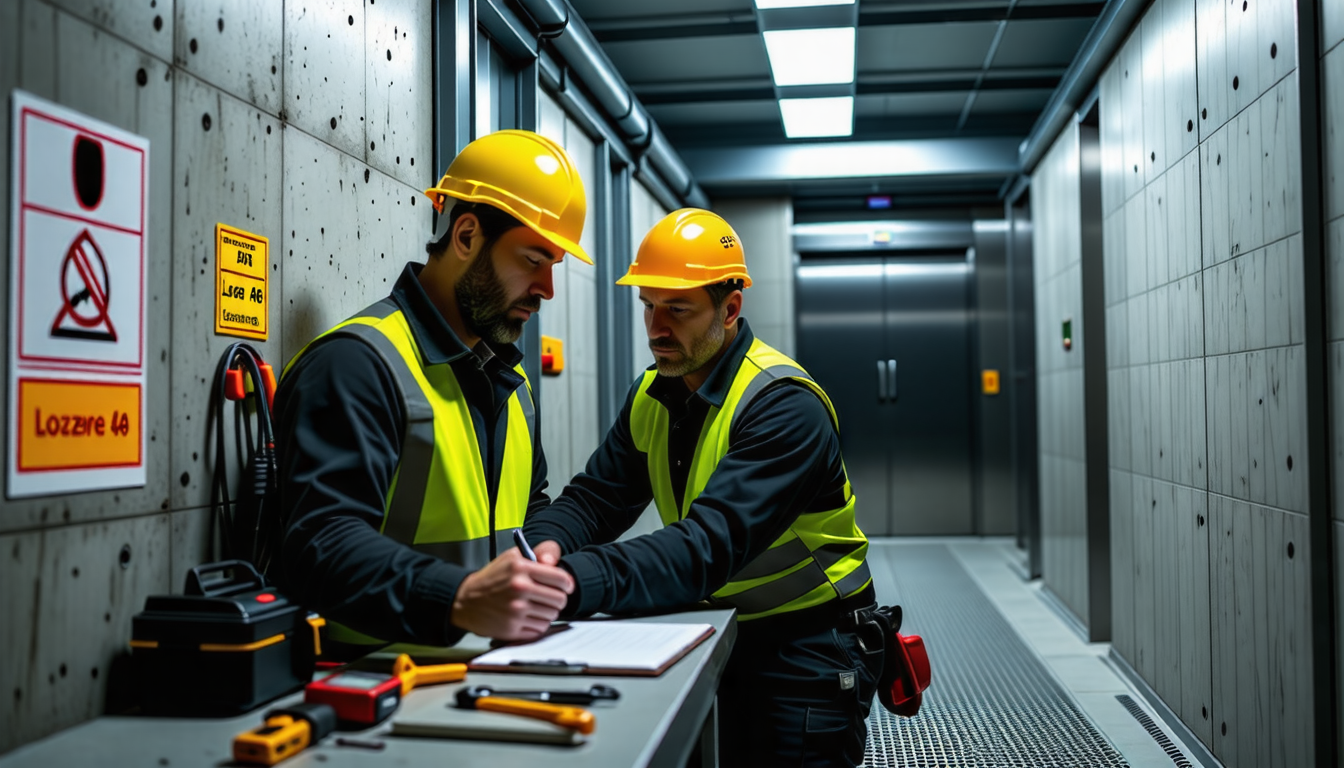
991, 17, 1097, 67
646, 100, 782, 127
969, 87, 1056, 113
601, 35, 770, 84
855, 91, 972, 117
569, 0, 755, 22
857, 22, 1000, 73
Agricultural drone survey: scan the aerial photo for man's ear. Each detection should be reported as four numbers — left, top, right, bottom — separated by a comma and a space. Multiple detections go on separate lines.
722, 290, 743, 328
451, 212, 481, 262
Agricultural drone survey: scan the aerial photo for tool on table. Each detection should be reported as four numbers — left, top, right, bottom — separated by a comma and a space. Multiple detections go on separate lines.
130, 560, 316, 716
392, 653, 468, 695
304, 670, 404, 727
233, 702, 337, 766
459, 683, 620, 705
455, 686, 597, 734
305, 653, 467, 727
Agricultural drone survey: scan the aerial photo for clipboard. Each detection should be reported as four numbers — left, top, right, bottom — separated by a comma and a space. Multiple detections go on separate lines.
468, 621, 716, 676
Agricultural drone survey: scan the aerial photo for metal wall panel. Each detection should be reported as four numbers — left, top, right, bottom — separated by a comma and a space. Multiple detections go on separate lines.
1197, 0, 1231, 137
365, 0, 433, 188
1141, 4, 1168, 184
1326, 0, 1344, 50
1333, 344, 1344, 522
0, 3, 175, 532
1261, 79, 1303, 245
1110, 469, 1135, 658
2, 515, 172, 752
169, 72, 285, 512
175, 0, 282, 117
1327, 49, 1344, 233
1165, 0, 1200, 168
45, 0, 173, 63
1100, 63, 1126, 218
1120, 30, 1147, 202
1202, 124, 1233, 268
284, 0, 366, 161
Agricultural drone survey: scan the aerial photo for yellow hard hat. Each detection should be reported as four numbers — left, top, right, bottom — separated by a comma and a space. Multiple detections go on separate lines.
618, 208, 752, 289
423, 130, 591, 264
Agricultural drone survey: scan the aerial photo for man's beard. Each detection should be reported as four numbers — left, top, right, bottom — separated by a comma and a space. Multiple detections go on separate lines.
456, 246, 540, 344
649, 314, 725, 378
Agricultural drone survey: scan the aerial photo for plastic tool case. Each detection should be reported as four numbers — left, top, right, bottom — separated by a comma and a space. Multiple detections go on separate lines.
131, 561, 314, 716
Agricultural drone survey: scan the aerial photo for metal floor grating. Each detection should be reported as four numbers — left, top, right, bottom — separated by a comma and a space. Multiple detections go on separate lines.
863, 543, 1129, 768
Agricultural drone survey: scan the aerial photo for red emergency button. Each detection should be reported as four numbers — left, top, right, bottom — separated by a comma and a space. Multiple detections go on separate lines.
255, 593, 277, 603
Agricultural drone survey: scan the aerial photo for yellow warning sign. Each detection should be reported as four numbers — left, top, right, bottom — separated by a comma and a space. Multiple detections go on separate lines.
16, 378, 141, 471
982, 369, 1000, 396
214, 223, 268, 339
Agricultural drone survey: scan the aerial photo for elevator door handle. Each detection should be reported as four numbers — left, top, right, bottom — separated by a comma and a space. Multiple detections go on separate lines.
887, 359, 898, 400
877, 360, 887, 401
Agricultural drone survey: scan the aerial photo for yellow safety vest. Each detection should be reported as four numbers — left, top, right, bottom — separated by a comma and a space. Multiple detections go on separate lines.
284, 299, 535, 645
628, 337, 871, 621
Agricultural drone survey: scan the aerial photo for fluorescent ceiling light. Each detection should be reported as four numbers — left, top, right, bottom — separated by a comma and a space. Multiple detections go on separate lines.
762, 27, 855, 86
779, 96, 853, 138
755, 0, 854, 8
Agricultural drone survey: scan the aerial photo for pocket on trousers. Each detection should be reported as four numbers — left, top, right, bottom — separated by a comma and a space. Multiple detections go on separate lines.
802, 706, 861, 768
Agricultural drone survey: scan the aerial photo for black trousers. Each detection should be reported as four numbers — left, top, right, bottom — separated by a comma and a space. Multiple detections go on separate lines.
717, 617, 883, 767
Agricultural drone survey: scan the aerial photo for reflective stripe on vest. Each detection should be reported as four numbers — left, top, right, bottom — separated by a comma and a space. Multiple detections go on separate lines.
628, 337, 871, 621
284, 299, 535, 645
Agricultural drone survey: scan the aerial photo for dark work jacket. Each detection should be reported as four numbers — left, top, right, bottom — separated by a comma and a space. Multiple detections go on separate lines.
523, 320, 849, 618
273, 262, 550, 647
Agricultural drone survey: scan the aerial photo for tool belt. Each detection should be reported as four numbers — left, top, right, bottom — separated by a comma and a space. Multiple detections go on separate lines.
867, 605, 932, 717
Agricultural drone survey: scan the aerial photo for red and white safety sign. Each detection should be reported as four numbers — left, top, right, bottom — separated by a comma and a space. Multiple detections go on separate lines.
7, 90, 149, 498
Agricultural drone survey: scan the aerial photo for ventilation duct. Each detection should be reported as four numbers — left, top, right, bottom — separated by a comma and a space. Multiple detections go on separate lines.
515, 0, 708, 209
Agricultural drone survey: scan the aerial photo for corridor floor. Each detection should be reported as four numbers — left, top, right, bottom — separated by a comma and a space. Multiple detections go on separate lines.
861, 539, 1205, 768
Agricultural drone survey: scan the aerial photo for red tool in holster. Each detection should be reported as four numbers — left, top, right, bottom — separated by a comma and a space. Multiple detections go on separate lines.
871, 605, 932, 717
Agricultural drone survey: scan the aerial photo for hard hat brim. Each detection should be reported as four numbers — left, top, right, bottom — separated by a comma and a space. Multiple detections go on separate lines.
615, 272, 752, 290
423, 187, 593, 265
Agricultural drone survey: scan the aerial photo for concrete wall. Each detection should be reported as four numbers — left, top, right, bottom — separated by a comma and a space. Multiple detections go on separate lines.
1031, 122, 1090, 622
1093, 0, 1314, 760
0, 0, 673, 753
712, 198, 796, 358
1322, 0, 1344, 749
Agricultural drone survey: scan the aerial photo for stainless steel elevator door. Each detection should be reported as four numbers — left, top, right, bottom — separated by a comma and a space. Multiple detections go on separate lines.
796, 256, 974, 536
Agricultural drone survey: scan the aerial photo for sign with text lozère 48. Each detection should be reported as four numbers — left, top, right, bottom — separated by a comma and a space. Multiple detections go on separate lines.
7, 91, 148, 498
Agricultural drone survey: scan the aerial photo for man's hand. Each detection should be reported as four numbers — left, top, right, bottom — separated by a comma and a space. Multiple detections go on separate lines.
533, 540, 562, 566
450, 549, 575, 641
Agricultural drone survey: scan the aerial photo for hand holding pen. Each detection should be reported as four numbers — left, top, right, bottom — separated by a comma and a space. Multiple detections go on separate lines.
449, 531, 574, 641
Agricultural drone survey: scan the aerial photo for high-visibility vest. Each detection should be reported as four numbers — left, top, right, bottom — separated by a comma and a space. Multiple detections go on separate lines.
628, 337, 871, 621
284, 299, 535, 645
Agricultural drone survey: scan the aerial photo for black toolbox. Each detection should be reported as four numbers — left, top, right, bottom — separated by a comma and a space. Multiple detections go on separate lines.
131, 561, 316, 716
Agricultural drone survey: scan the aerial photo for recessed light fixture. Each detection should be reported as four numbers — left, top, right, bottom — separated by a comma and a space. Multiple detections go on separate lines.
762, 27, 856, 86
779, 96, 853, 138
754, 0, 855, 7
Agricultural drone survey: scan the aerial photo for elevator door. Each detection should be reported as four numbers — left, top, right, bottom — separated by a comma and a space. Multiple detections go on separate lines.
796, 256, 974, 536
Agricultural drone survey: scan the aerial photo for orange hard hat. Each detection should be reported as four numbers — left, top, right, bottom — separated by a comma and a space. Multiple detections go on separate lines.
423, 130, 591, 264
618, 208, 751, 289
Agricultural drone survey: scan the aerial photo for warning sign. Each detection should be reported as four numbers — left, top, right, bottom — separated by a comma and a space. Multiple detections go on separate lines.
16, 379, 141, 471
7, 91, 148, 498
214, 224, 269, 339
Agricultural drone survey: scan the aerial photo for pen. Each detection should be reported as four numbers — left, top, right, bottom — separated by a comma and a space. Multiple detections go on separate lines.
513, 529, 538, 562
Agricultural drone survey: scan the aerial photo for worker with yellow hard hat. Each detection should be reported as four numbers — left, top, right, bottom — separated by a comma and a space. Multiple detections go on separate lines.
272, 130, 586, 657
523, 209, 884, 767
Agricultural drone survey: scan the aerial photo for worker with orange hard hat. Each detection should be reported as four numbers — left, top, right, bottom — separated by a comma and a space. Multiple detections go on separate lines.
272, 130, 587, 657
524, 208, 885, 767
